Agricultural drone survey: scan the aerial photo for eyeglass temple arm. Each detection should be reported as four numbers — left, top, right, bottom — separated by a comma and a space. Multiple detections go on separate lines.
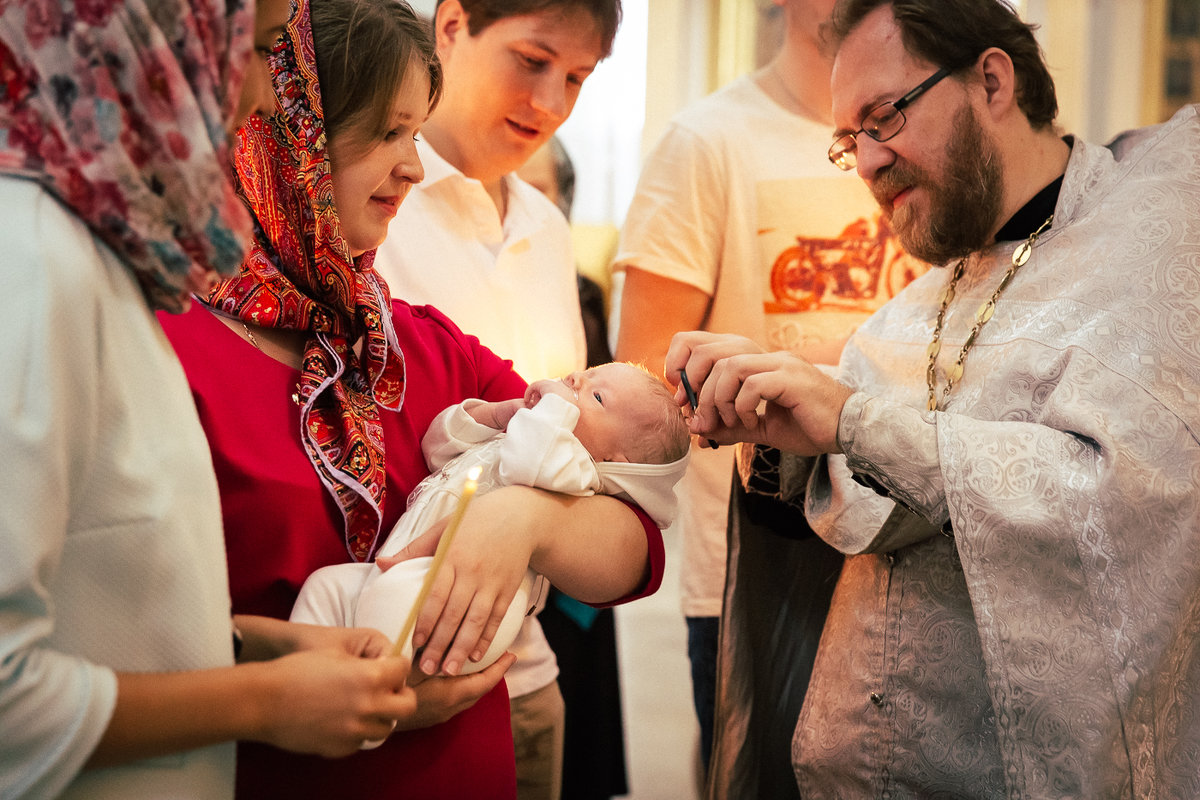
893, 67, 951, 111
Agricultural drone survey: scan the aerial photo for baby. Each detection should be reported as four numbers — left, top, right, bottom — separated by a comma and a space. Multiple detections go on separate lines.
291, 362, 690, 675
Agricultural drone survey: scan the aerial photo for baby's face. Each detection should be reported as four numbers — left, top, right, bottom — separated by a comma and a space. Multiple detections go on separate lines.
525, 363, 660, 462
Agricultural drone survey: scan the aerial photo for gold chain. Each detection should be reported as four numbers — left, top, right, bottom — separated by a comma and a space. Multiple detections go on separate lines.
242, 322, 264, 352
925, 214, 1054, 411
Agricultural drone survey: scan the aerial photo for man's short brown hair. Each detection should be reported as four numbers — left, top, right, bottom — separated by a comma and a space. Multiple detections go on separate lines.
437, 0, 621, 58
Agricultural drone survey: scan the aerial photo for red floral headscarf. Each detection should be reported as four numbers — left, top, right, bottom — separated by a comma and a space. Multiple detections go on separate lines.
205, 0, 407, 561
0, 0, 255, 310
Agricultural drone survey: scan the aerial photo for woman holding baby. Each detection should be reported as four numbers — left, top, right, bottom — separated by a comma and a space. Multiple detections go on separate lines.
156, 0, 664, 797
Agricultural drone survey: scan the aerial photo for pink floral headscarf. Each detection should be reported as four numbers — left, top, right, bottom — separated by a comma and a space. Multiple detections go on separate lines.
0, 0, 256, 311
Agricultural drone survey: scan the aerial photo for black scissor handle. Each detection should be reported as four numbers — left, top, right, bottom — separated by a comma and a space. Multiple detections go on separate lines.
679, 370, 718, 449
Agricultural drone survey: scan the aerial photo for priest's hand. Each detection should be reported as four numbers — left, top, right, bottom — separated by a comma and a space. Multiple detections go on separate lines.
665, 331, 853, 456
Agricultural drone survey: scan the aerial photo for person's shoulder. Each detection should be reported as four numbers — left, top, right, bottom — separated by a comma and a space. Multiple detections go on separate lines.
1106, 103, 1200, 162
156, 300, 221, 350
669, 75, 781, 129
0, 175, 59, 218
665, 77, 748, 131
390, 295, 446, 326
657, 74, 827, 160
638, 83, 759, 173
0, 176, 124, 316
389, 297, 475, 347
1066, 104, 1200, 214
0, 177, 100, 277
385, 297, 522, 402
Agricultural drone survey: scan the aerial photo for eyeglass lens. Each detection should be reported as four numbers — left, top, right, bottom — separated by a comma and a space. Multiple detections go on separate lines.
827, 68, 950, 171
829, 104, 905, 170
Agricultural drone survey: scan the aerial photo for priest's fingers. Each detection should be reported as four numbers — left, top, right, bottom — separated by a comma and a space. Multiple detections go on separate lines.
665, 331, 763, 406
697, 353, 852, 454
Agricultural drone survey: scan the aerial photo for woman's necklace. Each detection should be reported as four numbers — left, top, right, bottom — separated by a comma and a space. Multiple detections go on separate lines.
242, 322, 264, 351
925, 214, 1054, 411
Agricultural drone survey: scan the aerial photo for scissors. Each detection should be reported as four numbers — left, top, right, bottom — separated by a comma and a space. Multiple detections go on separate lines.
679, 370, 718, 450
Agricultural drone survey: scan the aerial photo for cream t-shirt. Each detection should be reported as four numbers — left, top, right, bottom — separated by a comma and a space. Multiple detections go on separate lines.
612, 76, 924, 616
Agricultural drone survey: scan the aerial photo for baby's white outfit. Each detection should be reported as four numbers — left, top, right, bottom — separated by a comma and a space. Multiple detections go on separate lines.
291, 393, 688, 670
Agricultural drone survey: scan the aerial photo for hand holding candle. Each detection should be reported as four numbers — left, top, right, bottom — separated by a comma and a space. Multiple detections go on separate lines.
390, 465, 482, 659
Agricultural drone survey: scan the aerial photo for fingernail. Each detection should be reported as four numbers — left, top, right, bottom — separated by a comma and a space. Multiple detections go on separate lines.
470, 649, 483, 662
443, 660, 460, 676
420, 658, 436, 675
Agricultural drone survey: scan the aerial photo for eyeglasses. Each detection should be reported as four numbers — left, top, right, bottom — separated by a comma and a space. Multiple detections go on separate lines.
828, 68, 951, 171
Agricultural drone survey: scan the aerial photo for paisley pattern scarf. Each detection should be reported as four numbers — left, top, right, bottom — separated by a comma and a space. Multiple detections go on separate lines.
0, 0, 254, 311
205, 0, 406, 561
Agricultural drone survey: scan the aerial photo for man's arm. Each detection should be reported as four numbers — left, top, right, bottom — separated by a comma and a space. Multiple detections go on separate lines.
613, 267, 711, 381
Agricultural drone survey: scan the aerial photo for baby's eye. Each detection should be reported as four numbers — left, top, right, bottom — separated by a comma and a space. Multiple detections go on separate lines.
593, 391, 603, 405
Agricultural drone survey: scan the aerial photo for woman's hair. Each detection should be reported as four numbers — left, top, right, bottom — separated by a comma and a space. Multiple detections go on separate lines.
829, 0, 1057, 130
313, 0, 444, 146
628, 366, 691, 466
437, 0, 622, 58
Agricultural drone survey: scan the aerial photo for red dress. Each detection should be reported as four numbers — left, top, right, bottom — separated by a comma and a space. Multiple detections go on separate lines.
160, 300, 664, 799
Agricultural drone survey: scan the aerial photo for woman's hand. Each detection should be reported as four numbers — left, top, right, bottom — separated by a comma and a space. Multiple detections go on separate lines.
665, 331, 853, 455
233, 614, 392, 662
388, 489, 539, 677
230, 615, 504, 743
388, 487, 649, 677
395, 652, 516, 729
248, 648, 416, 757
93, 645, 418, 766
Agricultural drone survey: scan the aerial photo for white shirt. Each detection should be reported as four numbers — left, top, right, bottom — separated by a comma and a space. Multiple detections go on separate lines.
0, 178, 234, 800
373, 139, 586, 697
374, 139, 585, 383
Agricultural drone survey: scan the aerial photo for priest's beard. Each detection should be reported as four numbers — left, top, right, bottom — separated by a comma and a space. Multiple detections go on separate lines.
875, 104, 1003, 265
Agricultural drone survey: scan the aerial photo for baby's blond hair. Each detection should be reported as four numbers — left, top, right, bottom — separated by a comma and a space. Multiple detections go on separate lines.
623, 364, 691, 465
